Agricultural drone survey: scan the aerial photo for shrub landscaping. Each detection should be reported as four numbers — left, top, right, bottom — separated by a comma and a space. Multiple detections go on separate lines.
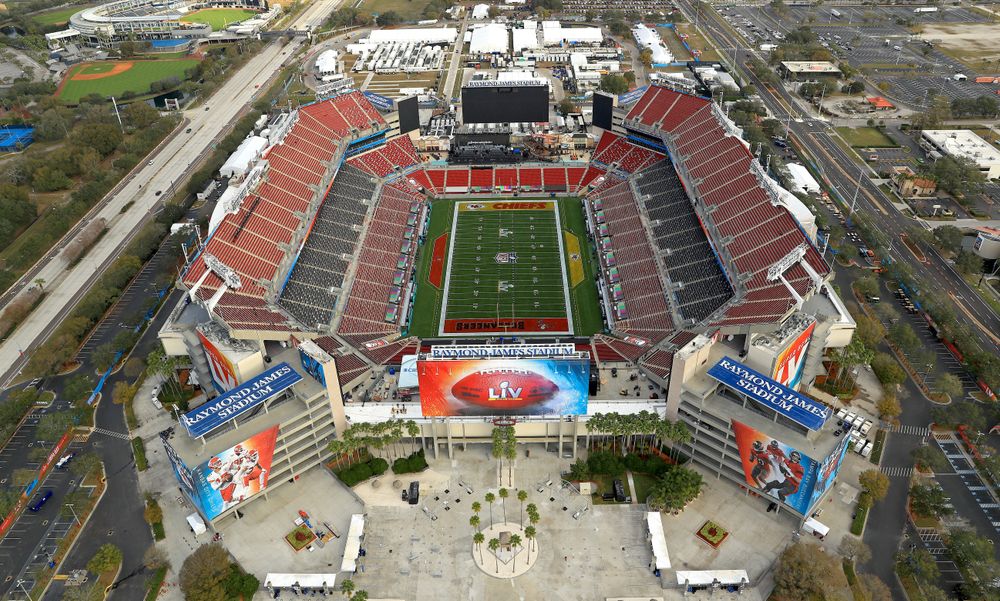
335, 457, 388, 487
284, 524, 316, 551
392, 450, 428, 474
696, 520, 729, 548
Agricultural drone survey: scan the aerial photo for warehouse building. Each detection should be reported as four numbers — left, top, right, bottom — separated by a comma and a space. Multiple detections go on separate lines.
920, 129, 1000, 179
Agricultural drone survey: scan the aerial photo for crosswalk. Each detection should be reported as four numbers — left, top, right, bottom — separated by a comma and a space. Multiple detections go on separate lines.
890, 424, 930, 436
91, 427, 131, 441
882, 466, 914, 477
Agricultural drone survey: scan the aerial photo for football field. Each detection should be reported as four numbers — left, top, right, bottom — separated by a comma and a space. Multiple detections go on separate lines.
441, 201, 571, 335
408, 197, 602, 338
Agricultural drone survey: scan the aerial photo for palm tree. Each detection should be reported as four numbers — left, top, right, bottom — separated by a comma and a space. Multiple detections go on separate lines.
470, 514, 480, 532
524, 526, 536, 559
488, 538, 500, 573
491, 428, 504, 486
528, 507, 539, 533
509, 534, 522, 570
504, 435, 516, 486
406, 420, 419, 455
474, 531, 485, 563
498, 488, 508, 524
471, 501, 481, 520
33, 277, 44, 291
517, 490, 528, 527
340, 578, 355, 597
484, 493, 495, 528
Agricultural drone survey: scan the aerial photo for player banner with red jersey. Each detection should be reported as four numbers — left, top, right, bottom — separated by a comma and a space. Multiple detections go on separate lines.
417, 358, 589, 416
731, 420, 819, 515
190, 426, 279, 520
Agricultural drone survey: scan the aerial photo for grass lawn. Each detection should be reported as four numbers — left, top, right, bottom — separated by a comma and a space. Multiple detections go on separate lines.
696, 520, 729, 548
284, 524, 316, 551
359, 0, 435, 20
835, 126, 899, 148
674, 23, 721, 62
31, 4, 93, 26
630, 472, 658, 506
591, 473, 631, 505
180, 8, 257, 30
58, 59, 200, 103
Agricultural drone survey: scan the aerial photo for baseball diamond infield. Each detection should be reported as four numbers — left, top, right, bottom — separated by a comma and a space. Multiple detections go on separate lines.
57, 59, 200, 103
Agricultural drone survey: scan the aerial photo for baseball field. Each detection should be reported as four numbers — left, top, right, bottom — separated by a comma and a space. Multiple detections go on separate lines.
57, 59, 200, 103
180, 8, 257, 30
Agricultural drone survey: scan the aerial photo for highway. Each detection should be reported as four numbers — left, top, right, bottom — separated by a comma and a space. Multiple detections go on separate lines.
677, 0, 1000, 360
0, 0, 342, 390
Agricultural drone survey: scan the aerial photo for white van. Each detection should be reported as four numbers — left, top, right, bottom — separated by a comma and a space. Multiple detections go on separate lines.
861, 441, 874, 458
854, 437, 868, 453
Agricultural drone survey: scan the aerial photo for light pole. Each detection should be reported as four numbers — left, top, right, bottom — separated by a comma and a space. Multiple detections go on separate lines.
66, 503, 80, 526
16, 580, 33, 601
849, 166, 863, 216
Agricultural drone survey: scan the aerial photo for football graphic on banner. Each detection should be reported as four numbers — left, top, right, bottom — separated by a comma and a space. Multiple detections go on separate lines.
451, 369, 559, 409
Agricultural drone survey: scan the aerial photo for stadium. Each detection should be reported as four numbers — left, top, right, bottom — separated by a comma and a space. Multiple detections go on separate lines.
159, 84, 857, 529
51, 0, 266, 48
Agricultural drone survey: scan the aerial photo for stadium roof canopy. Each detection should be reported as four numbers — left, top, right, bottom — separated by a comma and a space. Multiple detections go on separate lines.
470, 23, 509, 54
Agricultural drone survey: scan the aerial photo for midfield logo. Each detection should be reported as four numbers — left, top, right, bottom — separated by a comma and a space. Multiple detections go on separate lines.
494, 252, 518, 264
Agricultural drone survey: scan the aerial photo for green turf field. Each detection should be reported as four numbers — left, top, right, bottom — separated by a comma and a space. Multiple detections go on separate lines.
31, 4, 93, 26
180, 8, 256, 30
407, 198, 602, 338
57, 59, 200, 103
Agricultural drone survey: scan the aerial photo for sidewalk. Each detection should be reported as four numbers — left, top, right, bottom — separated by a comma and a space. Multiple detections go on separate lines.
131, 376, 188, 601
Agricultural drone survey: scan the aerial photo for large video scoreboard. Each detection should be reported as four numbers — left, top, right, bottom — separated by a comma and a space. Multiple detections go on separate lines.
461, 80, 549, 124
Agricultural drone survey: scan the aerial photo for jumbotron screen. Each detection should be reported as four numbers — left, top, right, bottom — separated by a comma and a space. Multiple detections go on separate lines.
461, 82, 549, 124
417, 358, 589, 416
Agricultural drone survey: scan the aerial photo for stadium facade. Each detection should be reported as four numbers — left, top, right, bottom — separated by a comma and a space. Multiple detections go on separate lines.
52, 0, 264, 48
159, 86, 856, 524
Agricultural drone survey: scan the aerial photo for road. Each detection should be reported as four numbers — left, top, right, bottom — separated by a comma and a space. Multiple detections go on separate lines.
0, 0, 343, 390
676, 0, 1000, 361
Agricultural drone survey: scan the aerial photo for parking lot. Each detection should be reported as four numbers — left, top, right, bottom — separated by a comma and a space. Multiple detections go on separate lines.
719, 3, 995, 107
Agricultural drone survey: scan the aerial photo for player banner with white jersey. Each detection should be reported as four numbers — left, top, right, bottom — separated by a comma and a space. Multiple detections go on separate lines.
190, 426, 279, 520
731, 420, 819, 515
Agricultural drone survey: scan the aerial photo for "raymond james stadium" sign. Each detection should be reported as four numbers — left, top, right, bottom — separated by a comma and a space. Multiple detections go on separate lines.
707, 357, 829, 431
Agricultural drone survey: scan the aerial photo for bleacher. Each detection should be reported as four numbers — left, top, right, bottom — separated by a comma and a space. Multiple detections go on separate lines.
415, 164, 598, 196
635, 161, 733, 324
590, 132, 664, 174
348, 135, 420, 178
278, 164, 377, 328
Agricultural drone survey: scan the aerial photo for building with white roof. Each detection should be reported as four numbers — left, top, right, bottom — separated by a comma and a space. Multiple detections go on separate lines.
513, 27, 539, 54
542, 21, 603, 46
470, 23, 509, 54
366, 27, 457, 44
920, 129, 1000, 179
786, 163, 821, 195
471, 3, 490, 19
632, 24, 673, 65
314, 49, 340, 79
220, 135, 268, 179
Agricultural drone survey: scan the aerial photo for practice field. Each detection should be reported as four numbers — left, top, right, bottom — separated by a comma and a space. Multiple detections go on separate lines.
31, 4, 94, 26
408, 198, 602, 338
180, 8, 256, 30
57, 59, 200, 103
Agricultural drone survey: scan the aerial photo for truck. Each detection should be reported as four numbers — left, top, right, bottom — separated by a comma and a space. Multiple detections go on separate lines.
760, 43, 777, 52
914, 6, 939, 13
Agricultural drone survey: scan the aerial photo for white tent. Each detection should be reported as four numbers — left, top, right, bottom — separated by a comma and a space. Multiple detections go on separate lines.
340, 514, 366, 573
367, 28, 457, 44
513, 28, 539, 53
470, 23, 508, 54
314, 49, 339, 76
646, 512, 670, 570
219, 136, 267, 179
542, 23, 603, 46
632, 24, 673, 64
786, 163, 821, 195
264, 574, 336, 590
471, 3, 490, 19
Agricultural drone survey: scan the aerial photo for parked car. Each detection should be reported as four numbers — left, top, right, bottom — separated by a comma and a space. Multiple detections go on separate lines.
55, 453, 75, 469
29, 490, 53, 512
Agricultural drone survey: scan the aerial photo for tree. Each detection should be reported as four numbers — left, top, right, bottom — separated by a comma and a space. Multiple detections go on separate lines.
875, 395, 902, 420
498, 488, 508, 524
470, 514, 480, 532
377, 10, 401, 25
862, 575, 892, 601
955, 251, 983, 275
69, 452, 101, 479
639, 48, 653, 67
124, 102, 160, 130
909, 483, 952, 518
87, 543, 122, 574
911, 447, 948, 473
63, 582, 102, 601
144, 500, 163, 525
37, 410, 74, 441
488, 538, 500, 573
524, 525, 536, 559
340, 578, 355, 597
932, 225, 963, 254
488, 5, 500, 17
64, 375, 95, 404
931, 156, 986, 197
772, 542, 843, 601
858, 469, 889, 502
837, 536, 871, 564
73, 123, 123, 157
112, 381, 139, 406
855, 316, 885, 348
598, 73, 629, 95
645, 465, 703, 511
180, 543, 231, 601
871, 353, 905, 388
473, 531, 484, 563
91, 343, 119, 373
143, 545, 170, 571
945, 528, 1000, 596
935, 373, 963, 400
557, 98, 576, 114
32, 166, 71, 192
509, 534, 522, 570
350, 591, 369, 601
854, 276, 879, 299
914, 94, 951, 129
484, 492, 495, 528
896, 548, 940, 583
888, 323, 920, 354
517, 489, 528, 527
